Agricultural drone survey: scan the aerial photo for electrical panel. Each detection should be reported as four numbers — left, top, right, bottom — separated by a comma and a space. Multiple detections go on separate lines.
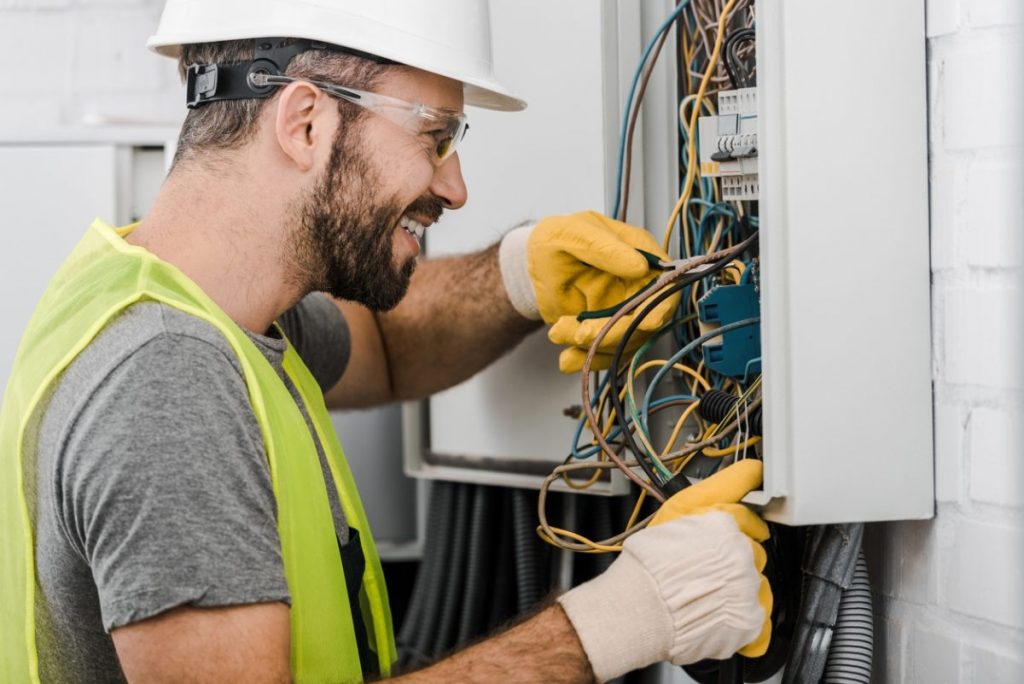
405, 0, 933, 525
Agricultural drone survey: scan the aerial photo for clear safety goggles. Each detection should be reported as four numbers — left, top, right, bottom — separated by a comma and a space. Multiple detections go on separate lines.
250, 73, 469, 164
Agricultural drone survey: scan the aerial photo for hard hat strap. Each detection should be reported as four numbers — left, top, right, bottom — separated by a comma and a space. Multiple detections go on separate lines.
185, 38, 397, 109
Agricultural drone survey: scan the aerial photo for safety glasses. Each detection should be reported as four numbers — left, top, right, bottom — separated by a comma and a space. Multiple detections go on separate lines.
250, 73, 469, 164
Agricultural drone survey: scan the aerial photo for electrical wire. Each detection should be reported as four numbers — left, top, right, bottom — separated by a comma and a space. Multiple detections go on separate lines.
543, 0, 764, 561
665, 0, 742, 255
611, 0, 694, 220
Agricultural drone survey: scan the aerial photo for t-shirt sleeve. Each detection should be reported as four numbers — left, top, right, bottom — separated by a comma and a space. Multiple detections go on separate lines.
57, 333, 290, 632
277, 292, 350, 392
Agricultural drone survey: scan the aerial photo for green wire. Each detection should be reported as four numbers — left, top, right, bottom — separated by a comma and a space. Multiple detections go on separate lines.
623, 313, 698, 480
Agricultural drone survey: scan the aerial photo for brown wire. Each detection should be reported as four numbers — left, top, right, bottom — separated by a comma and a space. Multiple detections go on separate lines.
619, 22, 672, 221
577, 237, 757, 502
536, 395, 761, 552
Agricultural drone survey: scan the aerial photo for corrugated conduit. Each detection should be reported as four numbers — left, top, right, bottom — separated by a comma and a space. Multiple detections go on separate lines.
822, 551, 873, 683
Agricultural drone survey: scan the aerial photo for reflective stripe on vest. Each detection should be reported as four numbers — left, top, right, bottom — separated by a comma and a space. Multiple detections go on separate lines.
0, 220, 396, 682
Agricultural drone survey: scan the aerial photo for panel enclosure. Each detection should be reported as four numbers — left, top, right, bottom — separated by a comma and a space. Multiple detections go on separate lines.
755, 0, 934, 524
405, 0, 937, 523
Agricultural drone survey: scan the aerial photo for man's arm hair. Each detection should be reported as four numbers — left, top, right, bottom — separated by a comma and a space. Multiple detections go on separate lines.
324, 241, 540, 409
111, 603, 291, 684
391, 603, 594, 684
111, 601, 592, 684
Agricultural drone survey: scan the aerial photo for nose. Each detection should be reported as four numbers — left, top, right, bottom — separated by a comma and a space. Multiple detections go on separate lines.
429, 153, 468, 210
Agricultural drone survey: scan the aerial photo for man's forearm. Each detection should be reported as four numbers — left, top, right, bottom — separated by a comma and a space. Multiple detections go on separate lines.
377, 242, 541, 400
390, 604, 593, 683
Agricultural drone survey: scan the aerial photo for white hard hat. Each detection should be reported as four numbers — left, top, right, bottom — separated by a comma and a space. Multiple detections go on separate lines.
147, 0, 526, 111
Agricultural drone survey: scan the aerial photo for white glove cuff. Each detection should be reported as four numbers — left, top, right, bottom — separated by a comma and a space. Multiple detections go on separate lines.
498, 223, 541, 321
557, 511, 765, 681
557, 551, 672, 682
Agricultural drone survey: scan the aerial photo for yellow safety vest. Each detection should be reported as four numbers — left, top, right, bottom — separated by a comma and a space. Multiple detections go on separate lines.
0, 220, 396, 683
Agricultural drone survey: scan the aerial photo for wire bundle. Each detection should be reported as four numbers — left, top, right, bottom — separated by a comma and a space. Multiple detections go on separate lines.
533, 5, 876, 681
537, 0, 763, 555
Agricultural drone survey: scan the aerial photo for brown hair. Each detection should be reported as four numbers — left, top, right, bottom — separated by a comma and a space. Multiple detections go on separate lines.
172, 39, 393, 169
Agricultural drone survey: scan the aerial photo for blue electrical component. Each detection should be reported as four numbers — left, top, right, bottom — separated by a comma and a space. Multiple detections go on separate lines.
698, 283, 762, 378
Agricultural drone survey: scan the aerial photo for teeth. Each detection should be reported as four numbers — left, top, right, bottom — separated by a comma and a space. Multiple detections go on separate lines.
399, 215, 426, 241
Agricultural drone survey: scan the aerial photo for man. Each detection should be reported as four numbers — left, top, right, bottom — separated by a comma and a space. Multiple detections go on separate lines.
0, 1, 771, 682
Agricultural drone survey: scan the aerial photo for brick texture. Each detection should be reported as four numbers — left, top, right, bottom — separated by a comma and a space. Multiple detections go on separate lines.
869, 1, 1024, 680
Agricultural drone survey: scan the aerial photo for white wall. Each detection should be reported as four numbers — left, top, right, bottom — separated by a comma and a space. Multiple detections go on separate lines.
864, 1, 1024, 681
0, 0, 181, 131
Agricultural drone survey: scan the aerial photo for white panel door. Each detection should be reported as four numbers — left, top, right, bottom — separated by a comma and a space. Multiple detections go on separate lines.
412, 0, 638, 486
757, 0, 933, 523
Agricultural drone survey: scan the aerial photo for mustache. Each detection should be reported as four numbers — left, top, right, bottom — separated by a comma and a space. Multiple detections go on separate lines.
404, 195, 445, 224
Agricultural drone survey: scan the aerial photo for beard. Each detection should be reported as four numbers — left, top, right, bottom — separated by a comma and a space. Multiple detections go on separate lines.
289, 124, 444, 311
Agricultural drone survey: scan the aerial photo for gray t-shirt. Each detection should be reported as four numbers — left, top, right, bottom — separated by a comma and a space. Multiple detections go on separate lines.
31, 292, 350, 683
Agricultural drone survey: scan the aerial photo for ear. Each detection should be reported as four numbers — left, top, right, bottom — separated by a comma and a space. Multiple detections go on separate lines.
274, 81, 332, 172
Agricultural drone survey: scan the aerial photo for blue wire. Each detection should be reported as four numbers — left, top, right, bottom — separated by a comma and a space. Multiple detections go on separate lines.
611, 0, 693, 219
640, 317, 761, 426
742, 356, 762, 384
739, 262, 754, 285
571, 394, 699, 460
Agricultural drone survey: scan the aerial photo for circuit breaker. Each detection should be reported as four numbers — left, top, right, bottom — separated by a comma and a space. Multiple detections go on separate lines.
698, 87, 759, 200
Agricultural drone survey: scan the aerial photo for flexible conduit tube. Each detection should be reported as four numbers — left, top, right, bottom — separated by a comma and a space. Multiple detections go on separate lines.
822, 551, 873, 683
433, 483, 471, 655
696, 389, 763, 436
457, 485, 496, 645
410, 482, 457, 661
486, 494, 515, 628
590, 496, 616, 575
397, 482, 448, 661
512, 489, 541, 613
782, 523, 864, 684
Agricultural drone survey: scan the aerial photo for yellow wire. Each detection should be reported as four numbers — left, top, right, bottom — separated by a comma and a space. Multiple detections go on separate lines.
712, 376, 762, 434
561, 462, 604, 490
703, 435, 762, 458
629, 359, 711, 397
663, 0, 741, 255
670, 449, 700, 474
625, 489, 648, 531
541, 526, 622, 553
675, 94, 718, 258
691, 359, 707, 395
661, 400, 702, 455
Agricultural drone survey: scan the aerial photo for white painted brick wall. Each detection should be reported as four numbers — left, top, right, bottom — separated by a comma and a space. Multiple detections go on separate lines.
866, 0, 1024, 681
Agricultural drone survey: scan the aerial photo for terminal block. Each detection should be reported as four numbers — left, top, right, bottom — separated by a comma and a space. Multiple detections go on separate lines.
698, 87, 759, 200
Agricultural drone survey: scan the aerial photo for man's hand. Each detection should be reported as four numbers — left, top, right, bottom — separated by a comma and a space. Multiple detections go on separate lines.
649, 458, 773, 658
556, 460, 771, 682
498, 211, 679, 373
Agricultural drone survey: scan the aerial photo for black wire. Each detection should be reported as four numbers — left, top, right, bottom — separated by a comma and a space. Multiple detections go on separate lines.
605, 279, 688, 496
604, 271, 719, 494
723, 28, 756, 89
604, 235, 760, 498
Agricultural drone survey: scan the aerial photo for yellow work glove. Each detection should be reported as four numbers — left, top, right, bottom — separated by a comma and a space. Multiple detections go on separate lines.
557, 459, 772, 681
650, 459, 773, 658
497, 211, 680, 373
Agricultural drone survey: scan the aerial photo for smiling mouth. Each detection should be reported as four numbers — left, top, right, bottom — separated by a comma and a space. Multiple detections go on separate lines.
399, 214, 426, 244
